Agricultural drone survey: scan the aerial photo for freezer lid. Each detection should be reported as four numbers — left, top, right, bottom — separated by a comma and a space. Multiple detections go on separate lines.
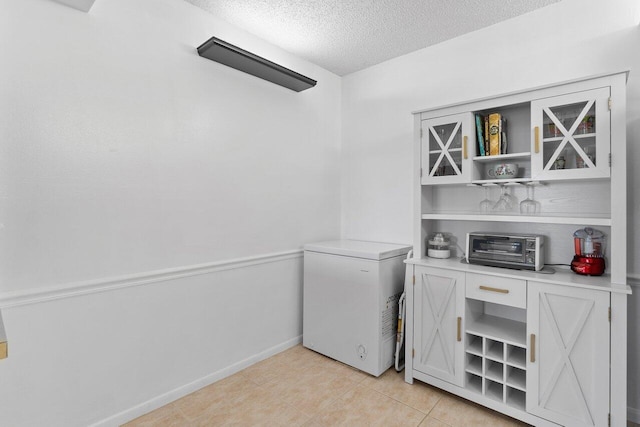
304, 240, 411, 260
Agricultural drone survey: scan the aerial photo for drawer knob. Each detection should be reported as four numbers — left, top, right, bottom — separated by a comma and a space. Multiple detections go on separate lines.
479, 285, 509, 294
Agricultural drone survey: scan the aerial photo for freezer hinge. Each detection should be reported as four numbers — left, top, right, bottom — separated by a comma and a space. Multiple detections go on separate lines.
608, 307, 611, 322
608, 97, 612, 111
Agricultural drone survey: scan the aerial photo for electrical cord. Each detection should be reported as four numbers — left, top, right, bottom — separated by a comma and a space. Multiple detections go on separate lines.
454, 241, 467, 260
394, 249, 413, 372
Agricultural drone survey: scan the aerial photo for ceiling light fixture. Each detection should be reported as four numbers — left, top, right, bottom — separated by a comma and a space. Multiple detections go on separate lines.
196, 37, 317, 92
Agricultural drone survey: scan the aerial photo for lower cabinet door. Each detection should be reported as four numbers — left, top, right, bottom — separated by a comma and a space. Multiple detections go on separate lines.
413, 266, 465, 386
526, 281, 610, 427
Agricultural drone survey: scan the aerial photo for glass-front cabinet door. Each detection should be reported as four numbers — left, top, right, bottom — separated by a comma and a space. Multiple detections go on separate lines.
531, 88, 610, 180
421, 113, 473, 184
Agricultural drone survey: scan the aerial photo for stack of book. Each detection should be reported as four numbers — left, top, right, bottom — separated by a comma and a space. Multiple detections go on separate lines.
475, 113, 507, 156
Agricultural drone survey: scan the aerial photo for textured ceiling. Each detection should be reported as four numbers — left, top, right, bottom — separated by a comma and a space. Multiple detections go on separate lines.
185, 0, 561, 76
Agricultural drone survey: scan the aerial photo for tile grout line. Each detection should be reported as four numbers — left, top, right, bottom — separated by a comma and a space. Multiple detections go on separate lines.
304, 375, 362, 420
358, 378, 433, 425
360, 370, 446, 420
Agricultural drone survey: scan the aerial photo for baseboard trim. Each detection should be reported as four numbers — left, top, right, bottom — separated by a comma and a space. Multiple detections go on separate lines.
0, 249, 304, 309
91, 335, 303, 427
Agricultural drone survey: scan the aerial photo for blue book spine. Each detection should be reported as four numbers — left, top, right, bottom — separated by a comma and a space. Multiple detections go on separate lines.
475, 114, 485, 156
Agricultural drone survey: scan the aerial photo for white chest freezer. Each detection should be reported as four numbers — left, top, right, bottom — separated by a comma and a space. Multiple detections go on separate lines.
303, 240, 411, 376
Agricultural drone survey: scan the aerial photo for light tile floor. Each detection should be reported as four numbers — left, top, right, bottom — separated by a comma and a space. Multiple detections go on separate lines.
123, 345, 639, 427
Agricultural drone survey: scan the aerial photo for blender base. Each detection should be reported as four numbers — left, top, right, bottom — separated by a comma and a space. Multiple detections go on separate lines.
570, 255, 606, 276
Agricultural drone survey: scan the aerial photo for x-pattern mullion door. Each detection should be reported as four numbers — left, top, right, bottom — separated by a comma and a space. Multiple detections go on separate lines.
420, 113, 472, 184
542, 100, 596, 171
413, 267, 464, 386
531, 87, 610, 180
527, 282, 609, 427
429, 122, 462, 177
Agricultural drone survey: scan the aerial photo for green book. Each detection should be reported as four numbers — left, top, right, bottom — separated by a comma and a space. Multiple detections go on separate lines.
475, 114, 485, 156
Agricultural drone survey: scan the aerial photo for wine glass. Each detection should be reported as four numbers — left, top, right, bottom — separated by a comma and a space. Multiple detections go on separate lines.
520, 184, 540, 214
479, 186, 494, 213
492, 185, 517, 212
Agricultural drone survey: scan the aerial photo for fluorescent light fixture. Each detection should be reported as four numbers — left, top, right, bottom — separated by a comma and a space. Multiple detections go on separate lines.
197, 37, 317, 92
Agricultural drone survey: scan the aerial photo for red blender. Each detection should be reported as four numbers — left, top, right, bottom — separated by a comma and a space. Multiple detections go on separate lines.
571, 227, 606, 276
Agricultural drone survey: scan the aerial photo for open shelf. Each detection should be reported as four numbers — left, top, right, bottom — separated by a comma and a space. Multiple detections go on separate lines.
506, 366, 526, 391
485, 379, 504, 403
507, 388, 526, 411
506, 345, 526, 369
471, 179, 534, 185
467, 334, 483, 356
466, 373, 483, 394
466, 330, 527, 407
421, 212, 611, 226
466, 314, 526, 347
485, 360, 504, 382
466, 354, 483, 376
472, 152, 532, 163
485, 340, 504, 361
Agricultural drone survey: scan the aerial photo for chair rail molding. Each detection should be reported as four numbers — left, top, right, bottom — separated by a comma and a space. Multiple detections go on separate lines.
0, 249, 303, 309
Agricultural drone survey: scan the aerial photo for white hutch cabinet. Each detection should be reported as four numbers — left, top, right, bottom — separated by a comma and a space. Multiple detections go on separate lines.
405, 71, 631, 427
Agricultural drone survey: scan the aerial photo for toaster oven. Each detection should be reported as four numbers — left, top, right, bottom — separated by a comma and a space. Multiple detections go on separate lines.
466, 232, 544, 271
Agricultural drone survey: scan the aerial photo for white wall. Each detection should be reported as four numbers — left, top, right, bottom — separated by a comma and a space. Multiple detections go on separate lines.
0, 256, 304, 426
341, 0, 640, 420
0, 0, 341, 291
0, 0, 341, 425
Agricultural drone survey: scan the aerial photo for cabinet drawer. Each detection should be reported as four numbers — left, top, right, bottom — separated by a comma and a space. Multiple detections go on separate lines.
465, 273, 526, 308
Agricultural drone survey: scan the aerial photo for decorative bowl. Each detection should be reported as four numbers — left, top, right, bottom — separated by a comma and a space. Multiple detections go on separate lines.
487, 163, 519, 179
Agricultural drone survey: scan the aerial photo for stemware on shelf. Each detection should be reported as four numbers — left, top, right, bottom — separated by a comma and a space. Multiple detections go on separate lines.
519, 184, 540, 214
479, 186, 494, 213
492, 185, 517, 212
